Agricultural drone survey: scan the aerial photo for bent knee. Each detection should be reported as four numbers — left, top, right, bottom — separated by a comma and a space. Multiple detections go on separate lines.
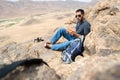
58, 27, 66, 30
57, 27, 67, 32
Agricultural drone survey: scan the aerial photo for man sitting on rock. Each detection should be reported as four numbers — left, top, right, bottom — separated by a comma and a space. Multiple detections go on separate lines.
44, 9, 91, 51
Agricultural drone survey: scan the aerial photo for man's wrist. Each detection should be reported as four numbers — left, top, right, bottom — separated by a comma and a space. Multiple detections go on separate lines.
73, 33, 80, 37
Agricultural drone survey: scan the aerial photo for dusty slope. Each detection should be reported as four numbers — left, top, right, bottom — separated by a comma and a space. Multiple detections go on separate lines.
0, 11, 74, 47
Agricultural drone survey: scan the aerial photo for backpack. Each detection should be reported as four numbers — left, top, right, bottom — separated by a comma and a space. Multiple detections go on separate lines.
61, 35, 84, 64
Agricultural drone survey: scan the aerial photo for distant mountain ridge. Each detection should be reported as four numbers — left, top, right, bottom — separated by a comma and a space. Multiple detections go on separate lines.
0, 0, 99, 19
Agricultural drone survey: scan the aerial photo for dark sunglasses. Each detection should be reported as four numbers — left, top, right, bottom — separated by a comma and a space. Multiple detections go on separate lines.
75, 15, 82, 18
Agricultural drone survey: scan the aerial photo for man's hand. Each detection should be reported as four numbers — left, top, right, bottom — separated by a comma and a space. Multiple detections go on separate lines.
66, 28, 80, 37
67, 28, 76, 36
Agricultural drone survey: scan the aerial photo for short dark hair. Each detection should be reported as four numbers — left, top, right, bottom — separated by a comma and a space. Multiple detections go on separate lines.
76, 9, 84, 15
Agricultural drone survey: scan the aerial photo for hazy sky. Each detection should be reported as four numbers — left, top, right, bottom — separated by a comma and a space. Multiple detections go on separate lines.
7, 0, 92, 2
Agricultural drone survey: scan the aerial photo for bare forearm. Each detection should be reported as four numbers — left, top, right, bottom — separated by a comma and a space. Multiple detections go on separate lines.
73, 33, 80, 38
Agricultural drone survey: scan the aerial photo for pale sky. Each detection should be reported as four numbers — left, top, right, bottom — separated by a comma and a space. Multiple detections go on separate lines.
7, 0, 92, 2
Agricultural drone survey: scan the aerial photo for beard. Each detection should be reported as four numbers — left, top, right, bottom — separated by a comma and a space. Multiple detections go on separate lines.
77, 17, 84, 22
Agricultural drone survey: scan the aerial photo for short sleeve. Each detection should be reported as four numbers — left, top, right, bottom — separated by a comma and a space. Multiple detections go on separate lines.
84, 22, 91, 35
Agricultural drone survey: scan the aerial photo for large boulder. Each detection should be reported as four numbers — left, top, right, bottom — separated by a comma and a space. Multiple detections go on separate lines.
0, 59, 60, 80
67, 54, 120, 80
84, 0, 120, 56
0, 40, 57, 64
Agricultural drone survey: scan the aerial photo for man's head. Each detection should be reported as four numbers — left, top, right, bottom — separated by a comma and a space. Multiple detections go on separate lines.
75, 9, 85, 22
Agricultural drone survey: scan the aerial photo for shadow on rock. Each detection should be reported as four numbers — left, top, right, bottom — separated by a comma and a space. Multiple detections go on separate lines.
0, 58, 61, 80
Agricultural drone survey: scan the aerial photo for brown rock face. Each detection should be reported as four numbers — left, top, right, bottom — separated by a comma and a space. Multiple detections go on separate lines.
93, 64, 120, 80
68, 55, 120, 80
84, 0, 120, 56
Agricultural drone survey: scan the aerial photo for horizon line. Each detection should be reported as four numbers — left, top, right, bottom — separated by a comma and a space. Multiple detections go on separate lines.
6, 0, 92, 3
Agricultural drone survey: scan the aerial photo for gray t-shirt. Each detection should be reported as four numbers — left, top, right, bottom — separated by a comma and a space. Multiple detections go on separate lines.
76, 20, 91, 35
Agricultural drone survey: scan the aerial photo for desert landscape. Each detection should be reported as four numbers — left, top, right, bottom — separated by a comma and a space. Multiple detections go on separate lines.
0, 0, 99, 46
0, 0, 120, 80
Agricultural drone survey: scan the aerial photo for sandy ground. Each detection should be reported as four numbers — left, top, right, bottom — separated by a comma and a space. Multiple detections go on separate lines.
0, 11, 75, 47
